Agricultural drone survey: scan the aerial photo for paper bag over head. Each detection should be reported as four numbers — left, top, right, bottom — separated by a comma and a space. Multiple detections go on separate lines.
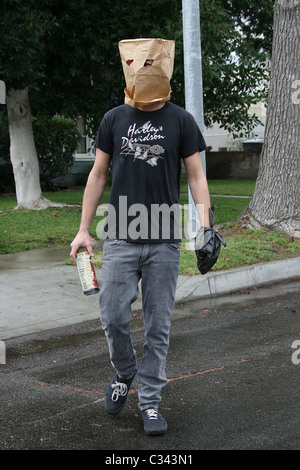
119, 38, 175, 108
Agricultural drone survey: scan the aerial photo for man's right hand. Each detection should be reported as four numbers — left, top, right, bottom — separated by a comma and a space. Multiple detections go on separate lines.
70, 229, 94, 263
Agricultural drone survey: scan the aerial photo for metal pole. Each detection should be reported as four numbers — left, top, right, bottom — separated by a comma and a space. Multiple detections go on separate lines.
182, 0, 206, 243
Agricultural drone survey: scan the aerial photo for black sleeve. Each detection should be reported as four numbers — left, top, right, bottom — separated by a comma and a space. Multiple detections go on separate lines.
95, 114, 113, 154
180, 111, 207, 159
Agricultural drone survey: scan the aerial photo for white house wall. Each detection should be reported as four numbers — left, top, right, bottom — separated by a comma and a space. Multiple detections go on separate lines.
204, 101, 267, 151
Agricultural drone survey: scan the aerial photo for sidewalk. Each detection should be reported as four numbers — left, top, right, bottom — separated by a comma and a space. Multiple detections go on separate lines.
0, 245, 299, 340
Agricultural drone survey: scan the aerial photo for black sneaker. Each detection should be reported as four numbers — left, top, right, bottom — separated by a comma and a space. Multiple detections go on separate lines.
141, 408, 168, 436
104, 374, 135, 415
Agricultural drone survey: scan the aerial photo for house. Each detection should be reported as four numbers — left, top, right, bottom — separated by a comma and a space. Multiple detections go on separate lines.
204, 101, 266, 151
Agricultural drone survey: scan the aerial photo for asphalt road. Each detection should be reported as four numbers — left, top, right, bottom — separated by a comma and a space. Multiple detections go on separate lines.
1, 279, 300, 454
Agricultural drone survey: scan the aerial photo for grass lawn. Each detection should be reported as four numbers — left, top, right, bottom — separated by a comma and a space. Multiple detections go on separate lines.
1, 180, 299, 273
188, 178, 255, 196
179, 226, 300, 275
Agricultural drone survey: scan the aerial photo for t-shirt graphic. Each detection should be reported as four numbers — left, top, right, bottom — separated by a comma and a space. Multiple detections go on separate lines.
120, 120, 165, 167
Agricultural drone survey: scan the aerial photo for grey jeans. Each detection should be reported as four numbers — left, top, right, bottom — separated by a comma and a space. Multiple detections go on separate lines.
99, 239, 181, 410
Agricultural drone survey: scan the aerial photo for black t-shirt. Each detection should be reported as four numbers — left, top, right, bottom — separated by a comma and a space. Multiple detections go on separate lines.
95, 101, 207, 242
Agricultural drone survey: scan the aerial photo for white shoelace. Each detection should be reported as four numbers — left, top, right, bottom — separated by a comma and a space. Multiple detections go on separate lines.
145, 409, 158, 420
111, 382, 128, 402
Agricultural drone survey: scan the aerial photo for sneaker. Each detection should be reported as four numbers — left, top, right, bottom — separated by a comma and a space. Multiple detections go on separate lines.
105, 374, 135, 415
141, 408, 168, 436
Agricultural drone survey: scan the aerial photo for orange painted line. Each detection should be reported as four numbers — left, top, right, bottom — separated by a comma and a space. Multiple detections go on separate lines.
22, 379, 104, 396
129, 365, 225, 394
23, 365, 225, 397
166, 365, 224, 383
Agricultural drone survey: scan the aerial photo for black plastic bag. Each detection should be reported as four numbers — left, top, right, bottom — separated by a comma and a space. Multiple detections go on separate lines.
195, 205, 226, 275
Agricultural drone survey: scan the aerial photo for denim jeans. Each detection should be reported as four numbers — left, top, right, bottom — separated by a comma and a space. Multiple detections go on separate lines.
99, 239, 181, 410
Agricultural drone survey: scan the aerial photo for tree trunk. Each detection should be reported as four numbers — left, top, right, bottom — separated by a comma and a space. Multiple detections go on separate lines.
6, 88, 63, 209
238, 0, 300, 238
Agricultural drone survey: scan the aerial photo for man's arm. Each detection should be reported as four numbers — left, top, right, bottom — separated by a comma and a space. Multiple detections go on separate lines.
183, 152, 211, 227
70, 148, 111, 262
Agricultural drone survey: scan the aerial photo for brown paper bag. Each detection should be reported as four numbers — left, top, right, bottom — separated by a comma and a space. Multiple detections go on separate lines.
119, 38, 175, 107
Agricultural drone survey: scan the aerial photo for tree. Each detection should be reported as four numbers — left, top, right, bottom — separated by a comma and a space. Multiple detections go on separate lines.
1, 1, 63, 208
239, 0, 300, 238
0, 0, 274, 209
198, 0, 272, 137
220, 0, 274, 54
35, 0, 273, 137
6, 87, 45, 208
0, 0, 182, 208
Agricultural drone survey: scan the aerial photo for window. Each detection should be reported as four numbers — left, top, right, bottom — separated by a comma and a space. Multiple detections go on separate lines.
77, 117, 87, 154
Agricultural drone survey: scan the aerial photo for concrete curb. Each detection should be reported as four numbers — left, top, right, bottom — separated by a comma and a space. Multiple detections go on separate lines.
175, 257, 300, 303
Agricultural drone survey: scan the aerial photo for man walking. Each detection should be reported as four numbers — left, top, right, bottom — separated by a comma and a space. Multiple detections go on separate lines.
70, 38, 211, 435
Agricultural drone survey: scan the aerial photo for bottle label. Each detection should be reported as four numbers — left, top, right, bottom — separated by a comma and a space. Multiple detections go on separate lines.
76, 248, 99, 294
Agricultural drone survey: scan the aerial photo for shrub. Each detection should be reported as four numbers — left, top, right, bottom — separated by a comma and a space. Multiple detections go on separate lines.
33, 116, 81, 182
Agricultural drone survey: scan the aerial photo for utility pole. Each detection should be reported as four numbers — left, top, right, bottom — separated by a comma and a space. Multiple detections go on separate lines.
182, 0, 206, 244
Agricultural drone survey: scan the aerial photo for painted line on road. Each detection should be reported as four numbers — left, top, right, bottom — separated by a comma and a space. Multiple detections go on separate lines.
22, 365, 226, 398
22, 379, 105, 396
166, 365, 224, 383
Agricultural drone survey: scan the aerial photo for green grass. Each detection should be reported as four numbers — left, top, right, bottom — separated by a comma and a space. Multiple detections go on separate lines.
182, 194, 249, 224
1, 180, 299, 273
0, 188, 111, 254
178, 228, 300, 275
208, 179, 255, 196
0, 205, 105, 254
0, 188, 111, 211
0, 185, 250, 254
180, 178, 256, 196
